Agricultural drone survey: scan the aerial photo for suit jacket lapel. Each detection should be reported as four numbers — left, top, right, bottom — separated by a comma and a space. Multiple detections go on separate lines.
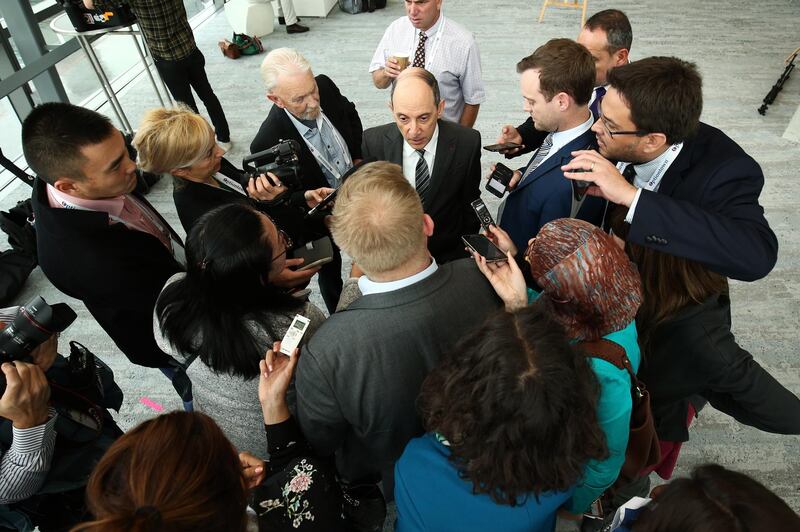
385, 127, 404, 165
656, 137, 693, 197
515, 129, 594, 193
427, 121, 455, 206
134, 192, 184, 246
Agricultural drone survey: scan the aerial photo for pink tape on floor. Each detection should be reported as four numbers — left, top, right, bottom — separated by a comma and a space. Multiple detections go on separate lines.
139, 396, 164, 412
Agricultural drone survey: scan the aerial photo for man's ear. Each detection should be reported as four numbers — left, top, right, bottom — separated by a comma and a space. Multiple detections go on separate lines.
555, 92, 571, 111
53, 177, 80, 195
267, 93, 283, 108
642, 132, 669, 155
436, 99, 445, 117
422, 213, 435, 237
613, 48, 629, 67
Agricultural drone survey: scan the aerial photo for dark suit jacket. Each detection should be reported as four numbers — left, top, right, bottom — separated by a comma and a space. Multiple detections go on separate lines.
499, 128, 605, 252
361, 120, 481, 262
171, 158, 313, 243
295, 259, 502, 483
31, 178, 183, 368
640, 294, 800, 442
626, 123, 778, 281
250, 74, 363, 193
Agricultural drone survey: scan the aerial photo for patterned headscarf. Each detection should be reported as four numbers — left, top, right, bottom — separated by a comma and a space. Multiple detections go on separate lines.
526, 218, 642, 341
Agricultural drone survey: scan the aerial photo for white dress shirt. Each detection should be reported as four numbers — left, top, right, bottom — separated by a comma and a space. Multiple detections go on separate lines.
537, 112, 594, 167
370, 14, 485, 123
401, 125, 439, 187
0, 409, 58, 504
623, 142, 684, 223
358, 258, 438, 296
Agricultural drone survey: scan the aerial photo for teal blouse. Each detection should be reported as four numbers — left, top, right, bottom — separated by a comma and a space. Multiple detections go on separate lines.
528, 289, 640, 513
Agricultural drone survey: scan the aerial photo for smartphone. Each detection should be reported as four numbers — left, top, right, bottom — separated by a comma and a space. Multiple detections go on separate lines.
471, 198, 496, 231
305, 188, 337, 218
485, 163, 514, 198
292, 236, 334, 271
483, 142, 522, 152
461, 234, 507, 263
279, 315, 311, 355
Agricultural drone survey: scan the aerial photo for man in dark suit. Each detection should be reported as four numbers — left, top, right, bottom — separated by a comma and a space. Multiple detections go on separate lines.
250, 48, 363, 312
362, 67, 480, 262
496, 9, 633, 158
564, 57, 778, 281
497, 39, 605, 253
22, 103, 191, 404
295, 162, 501, 490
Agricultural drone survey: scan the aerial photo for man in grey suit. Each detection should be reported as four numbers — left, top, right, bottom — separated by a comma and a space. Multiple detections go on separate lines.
295, 161, 501, 490
362, 68, 481, 263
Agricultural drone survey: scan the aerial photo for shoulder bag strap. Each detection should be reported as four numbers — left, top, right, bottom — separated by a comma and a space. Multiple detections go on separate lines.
578, 338, 645, 399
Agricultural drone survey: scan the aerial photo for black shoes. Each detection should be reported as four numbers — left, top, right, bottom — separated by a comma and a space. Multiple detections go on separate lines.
286, 23, 310, 34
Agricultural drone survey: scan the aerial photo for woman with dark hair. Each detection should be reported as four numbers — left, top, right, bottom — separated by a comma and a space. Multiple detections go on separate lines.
610, 464, 800, 531
622, 234, 800, 479
395, 305, 608, 531
73, 411, 249, 532
474, 218, 643, 517
154, 203, 325, 453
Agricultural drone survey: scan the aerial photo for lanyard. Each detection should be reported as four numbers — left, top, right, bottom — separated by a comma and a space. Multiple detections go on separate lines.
288, 110, 352, 182
616, 142, 684, 192
214, 173, 247, 196
415, 16, 446, 71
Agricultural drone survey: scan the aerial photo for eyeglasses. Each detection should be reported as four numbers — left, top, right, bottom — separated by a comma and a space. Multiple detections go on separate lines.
264, 213, 293, 263
598, 114, 649, 138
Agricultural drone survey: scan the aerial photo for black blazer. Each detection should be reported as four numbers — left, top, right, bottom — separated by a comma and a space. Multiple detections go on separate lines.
361, 120, 481, 263
640, 293, 800, 442
250, 74, 363, 193
627, 123, 778, 281
172, 158, 322, 244
31, 178, 183, 368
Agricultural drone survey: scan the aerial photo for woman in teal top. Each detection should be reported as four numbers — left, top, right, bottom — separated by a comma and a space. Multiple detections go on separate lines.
473, 218, 643, 517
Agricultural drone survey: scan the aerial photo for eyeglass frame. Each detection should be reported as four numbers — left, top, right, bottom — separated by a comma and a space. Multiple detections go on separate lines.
263, 213, 293, 263
597, 114, 650, 138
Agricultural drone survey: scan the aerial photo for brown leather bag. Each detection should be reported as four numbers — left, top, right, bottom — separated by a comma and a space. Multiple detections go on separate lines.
218, 39, 241, 60
579, 338, 661, 483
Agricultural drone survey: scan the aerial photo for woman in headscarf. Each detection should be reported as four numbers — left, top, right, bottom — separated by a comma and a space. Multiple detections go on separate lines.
472, 218, 642, 518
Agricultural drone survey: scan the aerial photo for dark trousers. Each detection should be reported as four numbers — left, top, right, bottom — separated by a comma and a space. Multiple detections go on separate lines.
154, 48, 230, 142
318, 244, 343, 314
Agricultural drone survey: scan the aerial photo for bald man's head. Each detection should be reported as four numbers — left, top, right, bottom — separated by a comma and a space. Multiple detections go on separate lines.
390, 68, 444, 150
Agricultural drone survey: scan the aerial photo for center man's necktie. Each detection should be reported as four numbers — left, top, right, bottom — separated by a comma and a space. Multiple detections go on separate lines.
519, 133, 554, 186
589, 86, 607, 120
412, 32, 428, 68
415, 149, 431, 203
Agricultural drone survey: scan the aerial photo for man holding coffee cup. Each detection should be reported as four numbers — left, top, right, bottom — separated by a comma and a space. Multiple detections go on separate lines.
369, 0, 485, 128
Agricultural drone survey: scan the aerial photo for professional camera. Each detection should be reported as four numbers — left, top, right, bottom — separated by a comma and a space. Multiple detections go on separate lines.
0, 296, 76, 364
241, 139, 303, 192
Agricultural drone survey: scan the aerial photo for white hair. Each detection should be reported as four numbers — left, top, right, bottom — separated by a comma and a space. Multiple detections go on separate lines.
259, 48, 312, 93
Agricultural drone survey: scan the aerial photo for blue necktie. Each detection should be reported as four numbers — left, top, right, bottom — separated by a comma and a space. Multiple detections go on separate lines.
590, 86, 607, 120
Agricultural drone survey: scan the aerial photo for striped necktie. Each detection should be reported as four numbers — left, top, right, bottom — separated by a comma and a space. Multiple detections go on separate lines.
412, 32, 428, 68
415, 149, 431, 203
519, 133, 554, 185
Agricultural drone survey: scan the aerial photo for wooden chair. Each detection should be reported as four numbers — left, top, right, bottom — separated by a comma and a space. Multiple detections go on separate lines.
538, 0, 588, 26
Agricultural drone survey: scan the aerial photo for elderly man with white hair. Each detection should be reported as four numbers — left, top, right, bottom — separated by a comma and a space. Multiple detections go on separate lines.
250, 48, 363, 312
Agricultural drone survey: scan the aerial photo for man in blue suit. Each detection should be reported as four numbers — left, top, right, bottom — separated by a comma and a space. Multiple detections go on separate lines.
497, 39, 605, 252
563, 57, 778, 282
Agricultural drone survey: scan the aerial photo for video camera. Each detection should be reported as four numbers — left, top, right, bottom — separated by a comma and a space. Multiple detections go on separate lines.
241, 139, 303, 192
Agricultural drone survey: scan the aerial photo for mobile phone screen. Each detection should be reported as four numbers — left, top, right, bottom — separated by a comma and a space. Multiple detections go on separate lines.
461, 234, 507, 262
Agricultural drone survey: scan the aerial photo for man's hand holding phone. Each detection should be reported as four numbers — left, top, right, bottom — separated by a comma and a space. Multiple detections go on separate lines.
484, 163, 520, 198
304, 187, 336, 209
495, 125, 525, 156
